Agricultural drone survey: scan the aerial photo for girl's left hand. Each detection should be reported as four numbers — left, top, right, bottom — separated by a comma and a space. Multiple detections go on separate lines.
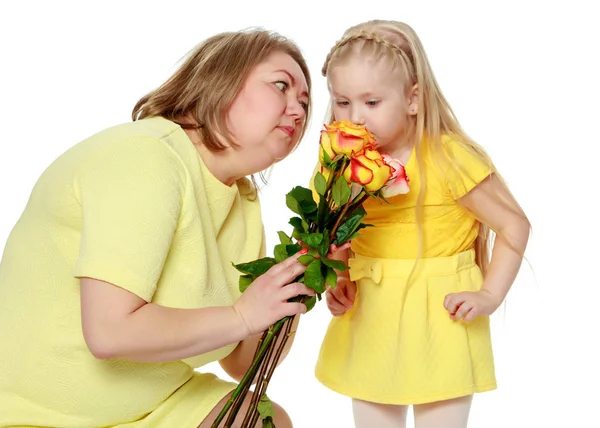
443, 290, 500, 322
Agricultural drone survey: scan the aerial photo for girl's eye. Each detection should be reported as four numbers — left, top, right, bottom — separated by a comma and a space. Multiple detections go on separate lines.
299, 101, 309, 111
275, 81, 288, 92
367, 100, 380, 107
335, 100, 349, 107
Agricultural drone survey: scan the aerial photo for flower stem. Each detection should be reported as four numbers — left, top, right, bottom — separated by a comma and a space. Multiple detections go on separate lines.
245, 316, 295, 428
240, 325, 279, 427
330, 193, 354, 240
211, 318, 286, 427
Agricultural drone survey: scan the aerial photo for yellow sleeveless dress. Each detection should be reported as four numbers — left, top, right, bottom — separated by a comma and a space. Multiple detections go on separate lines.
315, 137, 497, 404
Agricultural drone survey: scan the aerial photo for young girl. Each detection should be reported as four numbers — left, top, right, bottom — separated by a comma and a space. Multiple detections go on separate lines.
314, 20, 530, 428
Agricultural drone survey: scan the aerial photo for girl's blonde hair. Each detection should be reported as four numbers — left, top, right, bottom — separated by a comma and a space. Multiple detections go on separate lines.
132, 29, 312, 154
322, 20, 528, 275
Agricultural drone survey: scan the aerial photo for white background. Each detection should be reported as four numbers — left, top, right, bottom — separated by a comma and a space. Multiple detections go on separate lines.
1, 1, 598, 427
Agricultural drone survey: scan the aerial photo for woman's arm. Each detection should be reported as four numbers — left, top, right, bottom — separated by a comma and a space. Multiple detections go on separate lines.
80, 278, 249, 362
80, 254, 310, 362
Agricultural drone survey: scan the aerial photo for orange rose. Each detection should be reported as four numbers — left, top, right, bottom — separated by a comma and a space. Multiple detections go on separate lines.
319, 130, 336, 165
343, 148, 394, 192
327, 120, 377, 146
321, 120, 376, 158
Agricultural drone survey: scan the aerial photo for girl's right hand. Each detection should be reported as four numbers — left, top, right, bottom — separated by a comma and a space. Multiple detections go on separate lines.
232, 254, 313, 335
326, 276, 356, 316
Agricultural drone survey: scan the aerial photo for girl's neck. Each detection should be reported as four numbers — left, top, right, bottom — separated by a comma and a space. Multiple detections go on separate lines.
383, 135, 414, 165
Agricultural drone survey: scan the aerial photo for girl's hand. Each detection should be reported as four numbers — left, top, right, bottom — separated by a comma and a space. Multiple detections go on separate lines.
326, 276, 356, 317
443, 289, 501, 322
233, 253, 313, 335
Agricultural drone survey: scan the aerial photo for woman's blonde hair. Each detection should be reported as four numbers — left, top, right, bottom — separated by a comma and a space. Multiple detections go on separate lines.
132, 29, 312, 154
322, 20, 529, 275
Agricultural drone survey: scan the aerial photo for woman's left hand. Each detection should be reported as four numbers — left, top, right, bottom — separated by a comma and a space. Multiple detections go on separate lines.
443, 290, 500, 322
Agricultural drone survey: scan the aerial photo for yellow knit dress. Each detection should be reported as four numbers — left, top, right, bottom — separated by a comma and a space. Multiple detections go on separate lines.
0, 117, 265, 427
315, 137, 497, 404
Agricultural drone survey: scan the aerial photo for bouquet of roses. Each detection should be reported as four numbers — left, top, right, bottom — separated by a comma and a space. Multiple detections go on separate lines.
212, 120, 409, 427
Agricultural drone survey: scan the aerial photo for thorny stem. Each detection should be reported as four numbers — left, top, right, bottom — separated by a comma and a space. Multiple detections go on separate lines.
211, 319, 286, 427
240, 325, 279, 428
246, 316, 295, 428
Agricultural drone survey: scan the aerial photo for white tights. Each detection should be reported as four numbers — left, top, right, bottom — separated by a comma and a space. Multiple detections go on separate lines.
352, 395, 473, 428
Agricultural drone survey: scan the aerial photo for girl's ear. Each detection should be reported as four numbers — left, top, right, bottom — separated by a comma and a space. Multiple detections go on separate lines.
408, 84, 419, 115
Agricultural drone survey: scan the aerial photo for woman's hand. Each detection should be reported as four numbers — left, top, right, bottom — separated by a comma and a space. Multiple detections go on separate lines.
232, 253, 313, 335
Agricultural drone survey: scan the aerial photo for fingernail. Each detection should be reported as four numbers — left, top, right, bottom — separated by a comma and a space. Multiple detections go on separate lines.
330, 244, 338, 252
327, 254, 334, 259
299, 248, 309, 255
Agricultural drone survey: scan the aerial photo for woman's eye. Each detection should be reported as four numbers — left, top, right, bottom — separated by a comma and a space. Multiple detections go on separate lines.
275, 81, 288, 92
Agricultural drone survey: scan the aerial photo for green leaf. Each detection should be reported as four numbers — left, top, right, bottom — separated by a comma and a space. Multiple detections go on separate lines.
239, 275, 254, 293
317, 231, 331, 257
300, 232, 324, 247
314, 172, 327, 196
291, 228, 302, 241
258, 394, 275, 419
277, 231, 292, 245
321, 148, 332, 165
304, 295, 317, 312
274, 243, 288, 263
332, 176, 351, 206
298, 255, 315, 265
321, 257, 346, 271
325, 267, 338, 288
304, 259, 326, 293
233, 257, 276, 277
285, 193, 302, 216
286, 243, 302, 255
335, 206, 367, 245
262, 417, 276, 428
289, 217, 305, 231
288, 186, 318, 215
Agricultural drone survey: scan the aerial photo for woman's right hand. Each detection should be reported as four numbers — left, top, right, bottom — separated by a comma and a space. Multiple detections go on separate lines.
232, 254, 313, 335
326, 276, 356, 316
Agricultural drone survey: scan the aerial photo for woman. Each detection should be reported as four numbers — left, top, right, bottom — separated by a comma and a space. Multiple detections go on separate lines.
0, 29, 314, 427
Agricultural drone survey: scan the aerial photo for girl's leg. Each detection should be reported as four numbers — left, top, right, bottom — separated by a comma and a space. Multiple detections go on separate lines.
413, 395, 473, 428
352, 398, 408, 428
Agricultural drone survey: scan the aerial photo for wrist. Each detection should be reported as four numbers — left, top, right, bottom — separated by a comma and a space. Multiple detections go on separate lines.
479, 288, 503, 308
230, 304, 252, 340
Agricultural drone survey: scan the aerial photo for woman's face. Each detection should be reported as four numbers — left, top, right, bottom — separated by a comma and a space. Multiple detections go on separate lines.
226, 51, 309, 173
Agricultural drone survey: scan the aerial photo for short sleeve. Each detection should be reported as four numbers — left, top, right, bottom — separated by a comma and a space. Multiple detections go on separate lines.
443, 137, 492, 200
73, 137, 187, 301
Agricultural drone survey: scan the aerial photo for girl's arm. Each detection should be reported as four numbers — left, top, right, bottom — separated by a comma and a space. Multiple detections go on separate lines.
445, 174, 531, 321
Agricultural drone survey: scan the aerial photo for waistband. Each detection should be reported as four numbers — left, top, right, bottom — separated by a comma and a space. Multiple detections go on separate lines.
348, 249, 476, 284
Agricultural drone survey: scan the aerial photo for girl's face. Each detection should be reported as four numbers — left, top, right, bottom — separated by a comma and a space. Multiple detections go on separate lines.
328, 54, 417, 153
226, 51, 309, 174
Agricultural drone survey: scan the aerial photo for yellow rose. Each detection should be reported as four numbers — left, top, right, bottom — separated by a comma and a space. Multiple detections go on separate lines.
328, 120, 377, 146
323, 120, 376, 157
318, 130, 336, 165
343, 148, 393, 192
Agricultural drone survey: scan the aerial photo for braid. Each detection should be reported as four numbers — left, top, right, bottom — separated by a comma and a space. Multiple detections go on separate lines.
322, 31, 415, 78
